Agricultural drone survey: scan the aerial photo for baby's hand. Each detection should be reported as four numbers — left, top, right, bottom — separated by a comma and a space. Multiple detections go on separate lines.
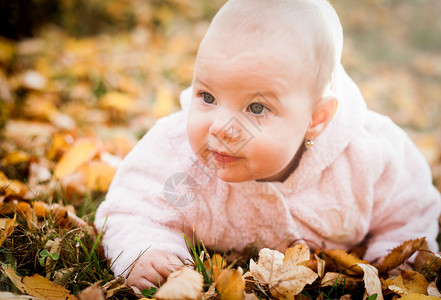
127, 249, 183, 294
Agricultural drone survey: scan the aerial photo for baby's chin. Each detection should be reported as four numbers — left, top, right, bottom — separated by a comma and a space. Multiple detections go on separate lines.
212, 169, 262, 183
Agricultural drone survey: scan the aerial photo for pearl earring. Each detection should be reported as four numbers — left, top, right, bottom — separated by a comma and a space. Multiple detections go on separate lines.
305, 139, 314, 149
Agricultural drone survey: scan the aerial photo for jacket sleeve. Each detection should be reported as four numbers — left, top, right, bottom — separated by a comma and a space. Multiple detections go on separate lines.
94, 110, 193, 276
363, 113, 441, 262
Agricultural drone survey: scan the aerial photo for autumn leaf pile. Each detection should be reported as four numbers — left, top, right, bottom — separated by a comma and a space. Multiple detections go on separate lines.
1, 0, 441, 299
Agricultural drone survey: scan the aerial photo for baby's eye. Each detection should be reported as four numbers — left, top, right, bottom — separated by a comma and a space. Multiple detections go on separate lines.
247, 102, 270, 115
200, 92, 216, 104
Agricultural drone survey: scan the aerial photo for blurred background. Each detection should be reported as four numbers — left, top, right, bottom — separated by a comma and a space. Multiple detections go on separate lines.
0, 0, 440, 193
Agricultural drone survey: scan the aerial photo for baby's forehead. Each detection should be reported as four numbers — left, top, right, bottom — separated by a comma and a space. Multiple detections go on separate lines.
201, 0, 323, 57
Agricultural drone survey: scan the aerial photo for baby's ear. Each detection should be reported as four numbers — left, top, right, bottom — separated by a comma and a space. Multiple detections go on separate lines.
305, 95, 338, 139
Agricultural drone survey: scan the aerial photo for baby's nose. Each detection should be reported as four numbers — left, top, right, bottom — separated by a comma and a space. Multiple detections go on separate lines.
209, 111, 244, 143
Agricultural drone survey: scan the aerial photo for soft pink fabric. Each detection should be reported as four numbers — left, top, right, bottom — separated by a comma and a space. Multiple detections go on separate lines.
95, 65, 441, 276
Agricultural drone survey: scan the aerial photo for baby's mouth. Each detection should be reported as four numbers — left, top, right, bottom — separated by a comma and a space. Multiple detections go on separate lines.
210, 149, 240, 163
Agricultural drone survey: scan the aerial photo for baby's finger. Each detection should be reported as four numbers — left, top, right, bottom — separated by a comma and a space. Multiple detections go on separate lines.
167, 254, 184, 271
152, 257, 177, 279
130, 285, 142, 295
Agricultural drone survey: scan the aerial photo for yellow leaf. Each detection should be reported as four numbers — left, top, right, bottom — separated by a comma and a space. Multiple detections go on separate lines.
399, 294, 441, 300
54, 139, 99, 179
203, 253, 226, 272
82, 161, 116, 192
355, 263, 383, 300
100, 92, 135, 113
0, 171, 29, 198
0, 214, 17, 247
22, 274, 77, 300
375, 238, 426, 273
47, 132, 74, 160
154, 87, 176, 118
155, 267, 203, 300
1, 267, 77, 300
1, 151, 30, 166
320, 249, 367, 276
249, 245, 318, 299
213, 266, 245, 300
388, 270, 429, 296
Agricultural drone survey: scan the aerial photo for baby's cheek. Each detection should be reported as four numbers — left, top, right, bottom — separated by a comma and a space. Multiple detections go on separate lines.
249, 138, 292, 169
187, 114, 207, 147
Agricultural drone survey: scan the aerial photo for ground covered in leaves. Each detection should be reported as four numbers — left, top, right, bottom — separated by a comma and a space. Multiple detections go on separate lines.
0, 0, 440, 299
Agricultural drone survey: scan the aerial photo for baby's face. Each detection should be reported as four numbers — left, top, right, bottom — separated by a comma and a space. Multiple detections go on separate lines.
186, 46, 315, 182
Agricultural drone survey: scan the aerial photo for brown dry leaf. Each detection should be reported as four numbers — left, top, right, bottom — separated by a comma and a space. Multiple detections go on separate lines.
320, 272, 361, 290
413, 241, 441, 274
102, 276, 128, 298
1, 266, 77, 300
315, 254, 326, 278
22, 274, 78, 300
375, 238, 426, 273
155, 267, 203, 300
355, 263, 383, 300
54, 139, 99, 179
399, 295, 441, 300
249, 245, 318, 299
78, 282, 105, 300
0, 171, 30, 198
388, 270, 429, 296
81, 161, 116, 192
213, 266, 245, 300
0, 213, 17, 247
320, 249, 367, 276
2, 265, 26, 293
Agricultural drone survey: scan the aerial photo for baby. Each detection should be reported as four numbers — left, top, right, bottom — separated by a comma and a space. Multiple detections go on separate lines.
95, 0, 441, 293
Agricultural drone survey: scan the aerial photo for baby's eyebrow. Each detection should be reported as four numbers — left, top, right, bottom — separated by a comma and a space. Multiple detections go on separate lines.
193, 77, 209, 87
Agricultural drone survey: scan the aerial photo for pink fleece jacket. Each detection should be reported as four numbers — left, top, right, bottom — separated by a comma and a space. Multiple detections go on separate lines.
94, 65, 441, 276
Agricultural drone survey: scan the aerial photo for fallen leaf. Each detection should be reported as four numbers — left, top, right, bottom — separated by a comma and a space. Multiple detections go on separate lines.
102, 276, 128, 298
249, 245, 318, 299
155, 267, 203, 300
320, 272, 361, 290
153, 86, 177, 118
54, 139, 99, 179
0, 213, 16, 247
355, 263, 383, 300
78, 282, 105, 300
320, 249, 367, 276
399, 294, 441, 300
375, 238, 426, 273
388, 270, 429, 296
81, 161, 116, 192
315, 254, 326, 278
0, 291, 37, 299
100, 91, 135, 113
213, 266, 245, 300
0, 171, 30, 198
204, 253, 226, 272
1, 266, 77, 300
1, 150, 31, 166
